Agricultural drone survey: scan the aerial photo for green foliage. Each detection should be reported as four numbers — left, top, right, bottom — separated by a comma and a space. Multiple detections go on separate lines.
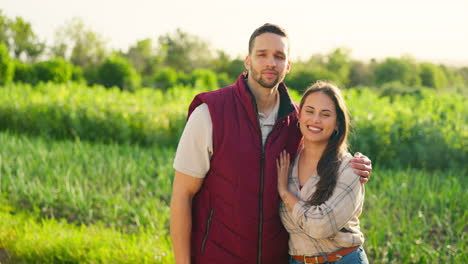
361, 169, 467, 263
9, 17, 45, 62
71, 64, 85, 83
0, 82, 198, 147
0, 11, 45, 62
33, 57, 74, 83
0, 10, 9, 45
153, 66, 178, 89
349, 61, 373, 87
419, 62, 447, 89
125, 38, 161, 76
97, 56, 141, 91
0, 205, 173, 263
377, 81, 421, 97
13, 60, 36, 83
439, 65, 467, 92
325, 48, 352, 86
0, 132, 174, 232
82, 64, 100, 85
285, 69, 339, 92
0, 131, 466, 263
0, 83, 466, 169
51, 17, 107, 68
345, 88, 467, 169
0, 42, 14, 84
373, 57, 421, 86
217, 72, 234, 88
458, 67, 468, 85
158, 28, 212, 73
190, 68, 218, 90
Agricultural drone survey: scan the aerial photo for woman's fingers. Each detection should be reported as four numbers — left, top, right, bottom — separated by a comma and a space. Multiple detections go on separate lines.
277, 150, 290, 172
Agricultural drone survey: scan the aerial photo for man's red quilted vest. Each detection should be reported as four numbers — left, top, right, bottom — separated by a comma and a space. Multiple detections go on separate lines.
187, 74, 302, 264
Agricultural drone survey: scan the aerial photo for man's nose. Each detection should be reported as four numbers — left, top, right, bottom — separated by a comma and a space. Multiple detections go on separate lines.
265, 55, 277, 68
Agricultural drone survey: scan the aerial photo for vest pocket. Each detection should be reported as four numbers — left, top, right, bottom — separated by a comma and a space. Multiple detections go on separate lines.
201, 208, 214, 253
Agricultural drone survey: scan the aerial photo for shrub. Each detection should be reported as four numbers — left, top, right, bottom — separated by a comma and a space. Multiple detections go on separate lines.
419, 62, 447, 89
0, 43, 14, 84
153, 66, 178, 89
217, 72, 233, 88
190, 68, 218, 90
71, 65, 86, 83
378, 81, 421, 97
97, 56, 141, 91
373, 57, 421, 86
285, 69, 340, 92
349, 61, 372, 87
33, 57, 73, 83
13, 60, 36, 83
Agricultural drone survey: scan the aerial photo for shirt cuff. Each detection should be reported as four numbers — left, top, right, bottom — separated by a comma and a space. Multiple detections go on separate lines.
292, 200, 307, 225
173, 164, 206, 178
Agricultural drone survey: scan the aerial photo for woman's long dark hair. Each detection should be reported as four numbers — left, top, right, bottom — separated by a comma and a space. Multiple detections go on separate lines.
299, 81, 350, 205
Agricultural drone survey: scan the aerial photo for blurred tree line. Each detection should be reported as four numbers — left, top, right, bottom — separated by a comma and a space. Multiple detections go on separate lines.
1, 10, 467, 95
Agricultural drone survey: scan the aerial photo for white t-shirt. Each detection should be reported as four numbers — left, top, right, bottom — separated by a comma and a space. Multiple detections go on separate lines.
173, 96, 280, 178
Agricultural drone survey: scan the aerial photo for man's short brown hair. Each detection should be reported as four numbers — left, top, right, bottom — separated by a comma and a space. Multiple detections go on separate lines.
248, 23, 290, 55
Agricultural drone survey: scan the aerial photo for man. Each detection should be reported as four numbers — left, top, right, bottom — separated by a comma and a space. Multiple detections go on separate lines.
170, 23, 372, 264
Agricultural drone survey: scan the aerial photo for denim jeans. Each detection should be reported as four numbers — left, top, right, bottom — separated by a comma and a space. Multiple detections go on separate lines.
289, 247, 369, 264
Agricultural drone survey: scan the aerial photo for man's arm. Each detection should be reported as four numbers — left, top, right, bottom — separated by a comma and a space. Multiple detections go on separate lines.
350, 152, 372, 183
170, 170, 204, 264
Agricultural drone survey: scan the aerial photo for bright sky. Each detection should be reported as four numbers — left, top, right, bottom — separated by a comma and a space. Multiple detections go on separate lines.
2, 0, 468, 65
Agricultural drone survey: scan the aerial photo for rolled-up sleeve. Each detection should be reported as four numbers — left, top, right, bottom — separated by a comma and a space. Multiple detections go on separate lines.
173, 103, 213, 178
291, 167, 365, 239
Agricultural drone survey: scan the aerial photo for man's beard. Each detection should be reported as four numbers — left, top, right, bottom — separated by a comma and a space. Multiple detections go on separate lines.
251, 67, 281, 89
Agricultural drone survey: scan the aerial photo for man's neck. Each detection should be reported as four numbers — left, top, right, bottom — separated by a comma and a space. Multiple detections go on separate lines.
247, 76, 279, 116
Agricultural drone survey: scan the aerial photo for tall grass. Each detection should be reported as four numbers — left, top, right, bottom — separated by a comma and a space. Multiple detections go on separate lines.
0, 203, 174, 264
0, 131, 173, 232
0, 132, 466, 263
0, 82, 198, 146
1, 83, 466, 169
362, 169, 467, 263
345, 88, 467, 169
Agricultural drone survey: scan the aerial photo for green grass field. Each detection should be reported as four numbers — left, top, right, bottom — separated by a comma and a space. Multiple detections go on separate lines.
0, 82, 466, 263
0, 131, 466, 263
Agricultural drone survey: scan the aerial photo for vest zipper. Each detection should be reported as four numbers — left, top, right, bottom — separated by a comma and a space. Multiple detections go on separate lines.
257, 117, 286, 264
248, 83, 291, 264
257, 149, 264, 264
201, 208, 214, 253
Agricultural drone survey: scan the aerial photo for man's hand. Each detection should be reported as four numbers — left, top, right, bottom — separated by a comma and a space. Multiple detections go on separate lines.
350, 152, 372, 183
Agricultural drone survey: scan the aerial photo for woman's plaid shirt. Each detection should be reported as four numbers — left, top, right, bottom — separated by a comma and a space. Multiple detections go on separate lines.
279, 152, 365, 256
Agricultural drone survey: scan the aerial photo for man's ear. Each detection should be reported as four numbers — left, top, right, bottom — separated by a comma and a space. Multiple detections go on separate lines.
244, 55, 250, 70
286, 60, 291, 74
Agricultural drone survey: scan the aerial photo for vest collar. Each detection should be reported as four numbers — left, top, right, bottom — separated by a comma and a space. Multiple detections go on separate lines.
235, 73, 297, 123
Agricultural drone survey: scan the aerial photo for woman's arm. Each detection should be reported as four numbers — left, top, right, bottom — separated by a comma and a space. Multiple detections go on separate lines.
276, 151, 299, 210
276, 152, 365, 239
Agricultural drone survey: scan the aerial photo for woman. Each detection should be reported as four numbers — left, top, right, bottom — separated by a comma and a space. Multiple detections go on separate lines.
277, 81, 369, 263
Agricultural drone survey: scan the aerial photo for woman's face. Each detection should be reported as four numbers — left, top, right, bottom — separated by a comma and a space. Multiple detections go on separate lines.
299, 91, 338, 144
